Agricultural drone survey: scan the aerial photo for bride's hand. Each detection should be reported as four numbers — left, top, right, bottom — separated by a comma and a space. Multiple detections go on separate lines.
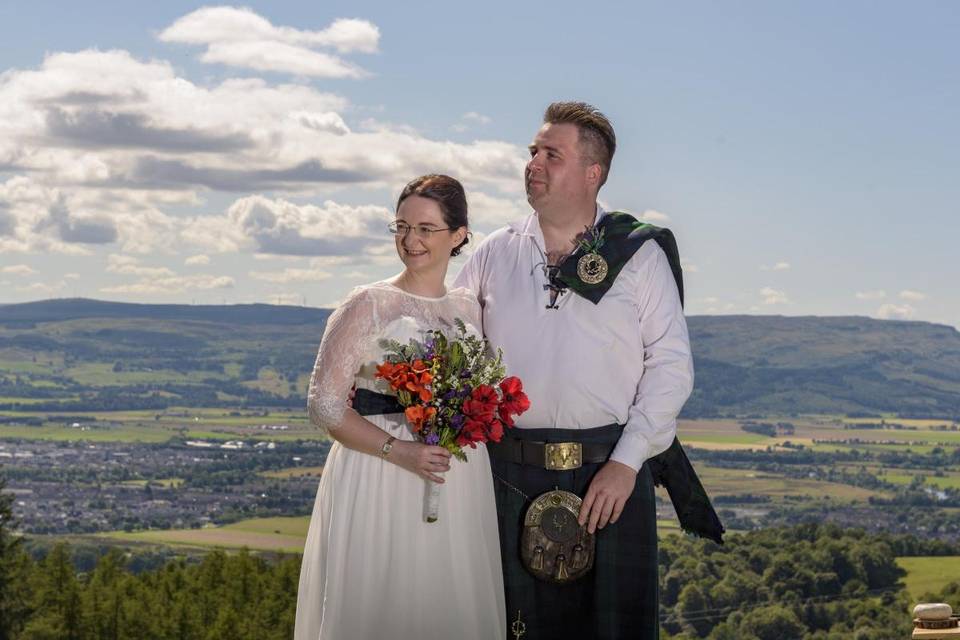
390, 441, 452, 483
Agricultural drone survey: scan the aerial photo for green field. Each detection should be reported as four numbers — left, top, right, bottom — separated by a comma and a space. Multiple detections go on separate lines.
0, 406, 323, 443
882, 472, 960, 490
897, 556, 960, 598
260, 465, 325, 479
695, 466, 886, 502
99, 516, 312, 553
0, 424, 175, 443
97, 515, 691, 552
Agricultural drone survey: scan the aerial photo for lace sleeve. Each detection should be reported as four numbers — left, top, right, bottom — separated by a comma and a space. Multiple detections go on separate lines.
306, 287, 379, 434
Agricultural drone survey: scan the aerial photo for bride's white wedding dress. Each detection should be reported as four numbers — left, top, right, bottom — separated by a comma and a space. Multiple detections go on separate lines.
294, 281, 506, 640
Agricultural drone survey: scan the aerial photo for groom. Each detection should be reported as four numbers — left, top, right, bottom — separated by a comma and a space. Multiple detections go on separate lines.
455, 102, 701, 639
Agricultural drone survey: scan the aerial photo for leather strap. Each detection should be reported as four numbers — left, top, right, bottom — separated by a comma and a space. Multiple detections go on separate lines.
487, 435, 616, 469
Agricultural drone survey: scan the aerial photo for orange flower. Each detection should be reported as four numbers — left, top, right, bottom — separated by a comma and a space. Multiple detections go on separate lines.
377, 359, 432, 401
404, 405, 437, 433
376, 362, 414, 391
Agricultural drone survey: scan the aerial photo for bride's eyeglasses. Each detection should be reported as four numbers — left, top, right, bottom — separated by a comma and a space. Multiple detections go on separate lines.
387, 221, 452, 238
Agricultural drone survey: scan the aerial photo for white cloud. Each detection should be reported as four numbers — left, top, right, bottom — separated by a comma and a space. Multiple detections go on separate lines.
249, 267, 332, 283
1, 264, 36, 276
200, 41, 368, 78
899, 290, 926, 301
185, 254, 210, 266
463, 112, 492, 125
637, 209, 671, 224
294, 111, 350, 135
159, 8, 379, 77
0, 21, 528, 260
855, 290, 886, 300
100, 274, 235, 294
680, 259, 699, 273
761, 261, 791, 271
876, 303, 916, 320
466, 191, 529, 229
16, 281, 65, 295
760, 286, 789, 305
106, 254, 175, 277
182, 195, 392, 256
453, 111, 493, 131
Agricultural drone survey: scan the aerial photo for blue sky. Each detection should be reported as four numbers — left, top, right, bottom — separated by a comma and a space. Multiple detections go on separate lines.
0, 1, 957, 327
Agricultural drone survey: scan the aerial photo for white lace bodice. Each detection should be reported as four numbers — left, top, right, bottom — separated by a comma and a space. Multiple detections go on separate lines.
306, 281, 483, 433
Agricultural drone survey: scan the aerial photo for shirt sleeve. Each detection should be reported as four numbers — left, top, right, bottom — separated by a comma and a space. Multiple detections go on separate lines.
610, 244, 695, 472
452, 238, 486, 299
306, 287, 378, 435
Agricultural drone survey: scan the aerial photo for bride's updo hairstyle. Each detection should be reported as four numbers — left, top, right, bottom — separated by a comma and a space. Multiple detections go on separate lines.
396, 174, 470, 257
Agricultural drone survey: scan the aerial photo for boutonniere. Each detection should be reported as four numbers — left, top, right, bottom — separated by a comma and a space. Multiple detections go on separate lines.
575, 225, 608, 285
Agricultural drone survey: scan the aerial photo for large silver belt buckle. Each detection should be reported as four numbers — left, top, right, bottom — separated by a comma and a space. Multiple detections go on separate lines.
544, 442, 582, 470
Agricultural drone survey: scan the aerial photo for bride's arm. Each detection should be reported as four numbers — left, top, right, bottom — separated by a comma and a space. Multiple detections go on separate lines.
307, 288, 451, 482
325, 411, 451, 483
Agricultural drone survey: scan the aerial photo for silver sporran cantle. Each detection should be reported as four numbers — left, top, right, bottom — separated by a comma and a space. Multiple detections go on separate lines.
520, 489, 595, 583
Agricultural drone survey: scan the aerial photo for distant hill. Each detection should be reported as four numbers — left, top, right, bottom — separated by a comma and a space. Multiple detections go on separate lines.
0, 299, 958, 417
0, 297, 329, 325
684, 315, 960, 418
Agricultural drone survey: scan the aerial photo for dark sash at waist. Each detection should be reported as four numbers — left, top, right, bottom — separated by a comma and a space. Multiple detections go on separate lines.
353, 388, 403, 416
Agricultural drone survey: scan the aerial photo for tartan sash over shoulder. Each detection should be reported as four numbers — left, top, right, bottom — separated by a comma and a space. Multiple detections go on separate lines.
551, 211, 685, 306
550, 211, 725, 544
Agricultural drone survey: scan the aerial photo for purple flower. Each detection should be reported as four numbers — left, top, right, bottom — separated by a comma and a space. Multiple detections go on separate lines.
458, 386, 472, 398
442, 390, 458, 401
425, 432, 440, 445
460, 369, 472, 379
451, 414, 466, 431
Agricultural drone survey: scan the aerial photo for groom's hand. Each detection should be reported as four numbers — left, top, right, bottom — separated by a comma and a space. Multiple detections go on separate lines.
578, 460, 637, 534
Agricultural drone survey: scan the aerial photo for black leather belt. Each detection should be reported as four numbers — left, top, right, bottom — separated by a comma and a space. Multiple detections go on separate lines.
487, 436, 616, 471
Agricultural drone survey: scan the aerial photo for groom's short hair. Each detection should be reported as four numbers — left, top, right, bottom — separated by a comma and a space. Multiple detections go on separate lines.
544, 101, 617, 187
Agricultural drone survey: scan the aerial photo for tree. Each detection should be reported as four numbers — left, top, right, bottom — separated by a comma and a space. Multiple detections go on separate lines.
738, 604, 805, 640
21, 544, 83, 640
0, 475, 30, 640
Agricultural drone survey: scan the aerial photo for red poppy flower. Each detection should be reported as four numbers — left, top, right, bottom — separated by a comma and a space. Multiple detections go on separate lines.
456, 417, 488, 448
498, 376, 530, 416
472, 384, 499, 407
487, 419, 505, 443
463, 384, 498, 423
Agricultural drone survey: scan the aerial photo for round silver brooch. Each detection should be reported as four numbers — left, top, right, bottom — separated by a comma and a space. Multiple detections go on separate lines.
576, 253, 608, 284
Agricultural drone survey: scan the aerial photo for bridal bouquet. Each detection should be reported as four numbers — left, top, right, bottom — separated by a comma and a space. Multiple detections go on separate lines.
375, 318, 530, 522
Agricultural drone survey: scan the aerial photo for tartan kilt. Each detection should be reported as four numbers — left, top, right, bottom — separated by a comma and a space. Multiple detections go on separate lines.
489, 425, 659, 640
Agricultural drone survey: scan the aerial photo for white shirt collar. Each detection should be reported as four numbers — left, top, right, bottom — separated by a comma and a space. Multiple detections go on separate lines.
507, 203, 607, 241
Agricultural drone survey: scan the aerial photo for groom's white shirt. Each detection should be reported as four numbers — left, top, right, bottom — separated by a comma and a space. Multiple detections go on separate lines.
453, 204, 694, 472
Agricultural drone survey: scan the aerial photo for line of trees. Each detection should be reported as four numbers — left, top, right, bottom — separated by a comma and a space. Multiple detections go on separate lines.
3, 475, 958, 639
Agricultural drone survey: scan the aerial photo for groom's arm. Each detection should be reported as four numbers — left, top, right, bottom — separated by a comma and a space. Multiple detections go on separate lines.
611, 244, 694, 470
579, 243, 694, 533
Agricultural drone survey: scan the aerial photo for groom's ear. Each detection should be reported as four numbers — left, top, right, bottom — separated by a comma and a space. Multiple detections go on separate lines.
585, 162, 602, 191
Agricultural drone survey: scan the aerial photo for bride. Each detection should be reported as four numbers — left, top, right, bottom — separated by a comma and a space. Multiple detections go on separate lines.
294, 175, 506, 639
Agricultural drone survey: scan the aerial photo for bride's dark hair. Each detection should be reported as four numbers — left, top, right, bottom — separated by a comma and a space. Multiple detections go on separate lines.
396, 174, 469, 257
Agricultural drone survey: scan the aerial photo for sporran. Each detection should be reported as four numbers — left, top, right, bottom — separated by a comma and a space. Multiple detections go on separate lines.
519, 489, 595, 583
